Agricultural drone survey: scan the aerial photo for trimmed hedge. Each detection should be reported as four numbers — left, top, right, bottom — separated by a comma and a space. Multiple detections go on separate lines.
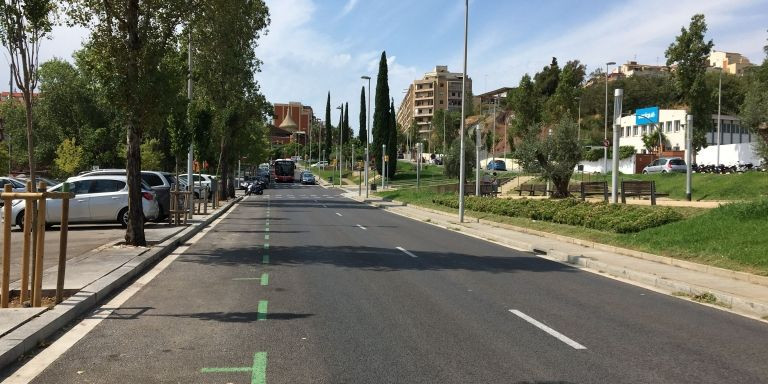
432, 195, 682, 233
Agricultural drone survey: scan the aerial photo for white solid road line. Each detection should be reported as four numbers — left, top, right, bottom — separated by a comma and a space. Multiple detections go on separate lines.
2, 205, 239, 384
396, 246, 418, 258
508, 309, 587, 350
356, 224, 367, 230
336, 212, 343, 217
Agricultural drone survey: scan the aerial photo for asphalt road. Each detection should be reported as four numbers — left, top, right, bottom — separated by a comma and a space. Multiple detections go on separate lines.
10, 181, 768, 383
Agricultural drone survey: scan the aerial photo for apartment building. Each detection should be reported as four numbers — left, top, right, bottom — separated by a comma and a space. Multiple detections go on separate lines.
396, 65, 472, 134
709, 51, 753, 75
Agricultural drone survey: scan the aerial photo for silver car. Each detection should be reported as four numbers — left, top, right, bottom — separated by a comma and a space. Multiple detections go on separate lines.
0, 177, 26, 207
3, 175, 159, 230
642, 157, 687, 174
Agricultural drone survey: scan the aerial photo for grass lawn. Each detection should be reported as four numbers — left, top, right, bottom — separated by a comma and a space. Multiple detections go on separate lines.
377, 188, 768, 276
574, 171, 768, 201
311, 168, 354, 184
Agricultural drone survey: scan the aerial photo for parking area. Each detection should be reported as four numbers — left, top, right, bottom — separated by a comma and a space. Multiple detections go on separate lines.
0, 222, 175, 285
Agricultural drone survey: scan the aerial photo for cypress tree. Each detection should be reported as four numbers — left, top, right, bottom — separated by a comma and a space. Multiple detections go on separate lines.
372, 51, 390, 174
359, 86, 367, 143
324, 92, 332, 160
387, 99, 398, 177
343, 101, 350, 144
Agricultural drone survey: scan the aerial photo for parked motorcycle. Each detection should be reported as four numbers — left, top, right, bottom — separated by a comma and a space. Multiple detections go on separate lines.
245, 180, 265, 196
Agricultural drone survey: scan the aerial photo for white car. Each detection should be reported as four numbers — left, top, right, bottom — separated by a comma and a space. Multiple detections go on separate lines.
2, 175, 159, 230
177, 174, 216, 199
311, 161, 328, 168
0, 177, 26, 207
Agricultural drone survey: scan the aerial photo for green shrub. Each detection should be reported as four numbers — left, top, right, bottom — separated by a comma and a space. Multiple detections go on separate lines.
431, 196, 682, 233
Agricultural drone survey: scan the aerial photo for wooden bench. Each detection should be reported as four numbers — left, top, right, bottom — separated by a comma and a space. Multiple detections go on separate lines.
580, 181, 608, 202
621, 180, 667, 205
463, 183, 500, 197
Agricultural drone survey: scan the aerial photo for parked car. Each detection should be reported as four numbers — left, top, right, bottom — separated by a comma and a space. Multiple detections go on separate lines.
642, 157, 686, 174
12, 175, 61, 189
79, 169, 175, 221
3, 175, 159, 230
0, 177, 26, 207
300, 172, 316, 185
486, 160, 507, 171
311, 161, 328, 168
177, 174, 216, 199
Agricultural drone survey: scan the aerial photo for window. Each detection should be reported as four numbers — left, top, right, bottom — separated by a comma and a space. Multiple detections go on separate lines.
142, 173, 163, 187
674, 120, 680, 132
72, 180, 94, 195
666, 121, 672, 132
633, 126, 638, 136
91, 179, 126, 193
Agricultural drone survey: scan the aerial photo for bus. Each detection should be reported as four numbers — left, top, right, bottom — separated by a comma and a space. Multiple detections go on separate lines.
274, 159, 296, 183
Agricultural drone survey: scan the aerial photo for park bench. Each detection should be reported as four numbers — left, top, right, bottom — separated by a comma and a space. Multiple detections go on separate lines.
621, 180, 667, 205
513, 183, 549, 196
463, 183, 501, 197
580, 181, 608, 202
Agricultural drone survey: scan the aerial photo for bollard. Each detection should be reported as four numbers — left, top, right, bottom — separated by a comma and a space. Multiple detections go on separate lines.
55, 183, 71, 304
21, 181, 32, 303
204, 186, 209, 215
2, 184, 11, 307
32, 182, 47, 307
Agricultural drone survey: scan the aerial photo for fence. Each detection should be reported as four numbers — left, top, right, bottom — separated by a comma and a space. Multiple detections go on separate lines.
1, 181, 73, 308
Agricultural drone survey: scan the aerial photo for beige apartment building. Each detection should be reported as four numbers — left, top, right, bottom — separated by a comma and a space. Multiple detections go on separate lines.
708, 51, 753, 75
396, 65, 472, 134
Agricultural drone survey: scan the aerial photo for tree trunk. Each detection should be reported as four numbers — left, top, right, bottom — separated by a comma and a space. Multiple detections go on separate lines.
551, 173, 572, 199
23, 96, 36, 191
124, 0, 146, 246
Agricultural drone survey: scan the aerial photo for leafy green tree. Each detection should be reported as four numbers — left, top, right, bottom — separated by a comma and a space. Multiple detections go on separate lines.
515, 117, 581, 198
444, 136, 475, 179
359, 86, 367, 143
508, 74, 540, 140
534, 57, 560, 97
642, 128, 669, 153
548, 60, 586, 122
343, 101, 351, 144
0, 0, 56, 190
0, 146, 10, 175
53, 138, 84, 178
324, 92, 332, 160
665, 14, 714, 151
740, 36, 768, 162
372, 51, 390, 175
66, 0, 191, 246
140, 139, 164, 171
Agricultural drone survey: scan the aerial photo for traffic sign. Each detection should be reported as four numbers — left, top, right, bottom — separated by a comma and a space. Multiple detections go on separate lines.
603, 139, 610, 147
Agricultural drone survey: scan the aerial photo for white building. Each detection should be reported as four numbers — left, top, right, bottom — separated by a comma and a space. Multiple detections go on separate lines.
618, 108, 755, 154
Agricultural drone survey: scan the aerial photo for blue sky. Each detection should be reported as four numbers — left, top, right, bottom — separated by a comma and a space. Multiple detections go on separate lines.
2, 0, 767, 137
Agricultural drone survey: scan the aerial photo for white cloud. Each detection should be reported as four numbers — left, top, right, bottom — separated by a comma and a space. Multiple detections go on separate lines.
341, 0, 359, 17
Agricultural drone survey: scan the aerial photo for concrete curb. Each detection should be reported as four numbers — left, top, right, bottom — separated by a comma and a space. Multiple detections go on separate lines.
352, 195, 768, 320
0, 197, 242, 369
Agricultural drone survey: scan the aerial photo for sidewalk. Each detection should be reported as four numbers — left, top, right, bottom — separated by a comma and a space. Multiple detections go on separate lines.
0, 196, 242, 369
341, 190, 768, 321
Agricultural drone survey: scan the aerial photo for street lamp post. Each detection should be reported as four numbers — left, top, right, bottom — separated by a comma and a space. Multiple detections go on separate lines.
361, 76, 371, 198
382, 144, 386, 189
337, 105, 343, 187
611, 89, 623, 203
475, 125, 481, 196
686, 114, 693, 201
575, 96, 581, 143
604, 61, 616, 174
458, 0, 468, 222
715, 67, 722, 167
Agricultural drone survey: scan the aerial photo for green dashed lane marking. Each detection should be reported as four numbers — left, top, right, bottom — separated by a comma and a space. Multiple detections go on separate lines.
264, 234, 269, 240
201, 352, 267, 384
264, 243, 269, 249
261, 273, 269, 286
258, 300, 268, 321
262, 254, 269, 264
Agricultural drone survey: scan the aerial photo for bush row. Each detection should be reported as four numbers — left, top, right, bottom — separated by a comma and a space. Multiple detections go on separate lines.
431, 195, 682, 233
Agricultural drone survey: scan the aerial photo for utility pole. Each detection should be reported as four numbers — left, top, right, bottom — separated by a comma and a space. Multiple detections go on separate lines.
611, 89, 623, 203
458, 0, 468, 222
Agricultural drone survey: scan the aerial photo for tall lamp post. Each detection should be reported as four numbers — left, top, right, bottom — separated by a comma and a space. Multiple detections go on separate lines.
604, 61, 616, 174
611, 89, 623, 203
336, 105, 343, 187
361, 75, 371, 198
458, 0, 468, 222
575, 96, 581, 143
714, 66, 722, 167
